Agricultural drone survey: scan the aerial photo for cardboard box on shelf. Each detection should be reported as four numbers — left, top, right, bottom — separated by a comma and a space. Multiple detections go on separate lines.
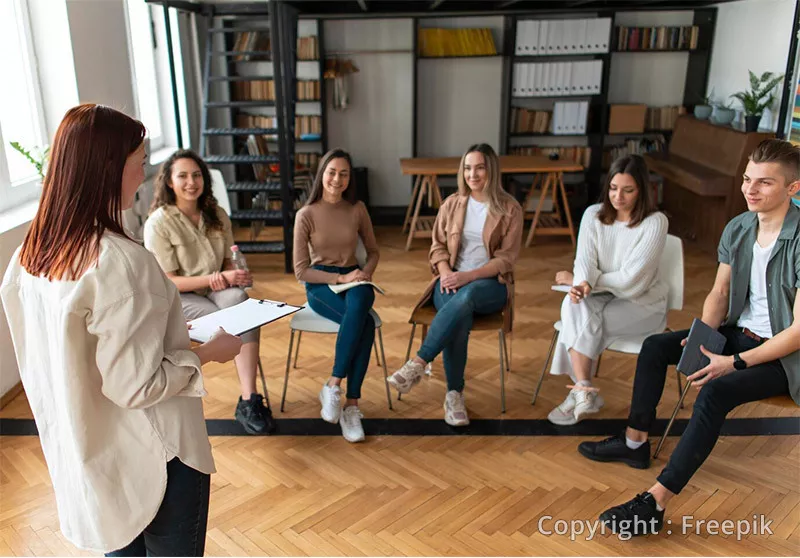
609, 104, 647, 134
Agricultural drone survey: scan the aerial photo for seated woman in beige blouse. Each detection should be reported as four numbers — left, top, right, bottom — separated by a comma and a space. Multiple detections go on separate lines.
144, 149, 273, 435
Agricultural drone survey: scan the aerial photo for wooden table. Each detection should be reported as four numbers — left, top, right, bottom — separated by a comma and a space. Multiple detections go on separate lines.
399, 155, 584, 250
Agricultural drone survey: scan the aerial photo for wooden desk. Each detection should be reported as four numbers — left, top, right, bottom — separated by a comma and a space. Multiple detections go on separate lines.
399, 155, 583, 251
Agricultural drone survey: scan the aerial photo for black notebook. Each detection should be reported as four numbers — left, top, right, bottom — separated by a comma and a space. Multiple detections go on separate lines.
676, 318, 727, 376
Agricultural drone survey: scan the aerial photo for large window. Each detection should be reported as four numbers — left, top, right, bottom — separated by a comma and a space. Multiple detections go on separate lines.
125, 0, 190, 157
0, 0, 46, 213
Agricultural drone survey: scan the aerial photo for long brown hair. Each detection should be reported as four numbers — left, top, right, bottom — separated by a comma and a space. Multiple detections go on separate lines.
19, 104, 145, 280
150, 149, 223, 231
305, 148, 356, 206
597, 154, 657, 227
457, 143, 513, 216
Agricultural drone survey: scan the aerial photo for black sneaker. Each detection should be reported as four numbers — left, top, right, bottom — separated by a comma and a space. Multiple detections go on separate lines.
599, 492, 664, 536
235, 394, 277, 435
577, 433, 650, 469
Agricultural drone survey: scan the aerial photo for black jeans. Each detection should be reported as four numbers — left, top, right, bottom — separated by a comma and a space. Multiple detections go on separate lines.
628, 327, 789, 495
106, 459, 210, 557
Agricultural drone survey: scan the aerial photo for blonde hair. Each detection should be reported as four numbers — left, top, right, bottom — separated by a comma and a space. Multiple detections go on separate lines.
456, 143, 511, 216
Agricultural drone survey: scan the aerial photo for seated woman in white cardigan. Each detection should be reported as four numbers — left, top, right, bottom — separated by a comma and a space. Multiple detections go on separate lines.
548, 154, 669, 426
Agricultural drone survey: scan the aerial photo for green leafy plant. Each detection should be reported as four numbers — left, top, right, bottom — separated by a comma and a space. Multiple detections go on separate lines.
714, 99, 735, 110
701, 88, 715, 106
731, 71, 784, 116
9, 141, 49, 179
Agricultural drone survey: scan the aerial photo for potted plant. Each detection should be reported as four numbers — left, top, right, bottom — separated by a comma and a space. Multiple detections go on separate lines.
10, 141, 49, 180
693, 89, 714, 120
711, 100, 736, 126
731, 70, 784, 132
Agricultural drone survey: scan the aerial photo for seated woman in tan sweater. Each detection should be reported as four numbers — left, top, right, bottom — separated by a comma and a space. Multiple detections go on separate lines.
293, 148, 380, 443
388, 143, 523, 426
144, 149, 274, 436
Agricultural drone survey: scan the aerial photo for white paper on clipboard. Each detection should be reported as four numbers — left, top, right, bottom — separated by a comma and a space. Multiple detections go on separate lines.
188, 298, 302, 343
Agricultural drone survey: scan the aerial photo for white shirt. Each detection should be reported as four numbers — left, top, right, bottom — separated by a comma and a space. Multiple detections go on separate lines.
0, 233, 215, 553
572, 204, 669, 307
454, 196, 490, 272
737, 239, 776, 339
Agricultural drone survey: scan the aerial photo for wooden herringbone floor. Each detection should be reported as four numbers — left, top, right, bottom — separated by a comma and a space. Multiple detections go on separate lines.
1, 227, 799, 556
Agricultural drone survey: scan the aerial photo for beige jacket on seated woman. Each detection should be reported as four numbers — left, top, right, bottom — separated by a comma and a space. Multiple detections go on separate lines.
411, 193, 524, 331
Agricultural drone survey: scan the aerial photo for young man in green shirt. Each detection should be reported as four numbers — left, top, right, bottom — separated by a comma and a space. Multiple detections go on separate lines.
578, 139, 800, 536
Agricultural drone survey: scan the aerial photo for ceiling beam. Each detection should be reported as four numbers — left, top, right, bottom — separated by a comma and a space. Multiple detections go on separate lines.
356, 0, 368, 10
429, 0, 447, 9
498, 0, 521, 7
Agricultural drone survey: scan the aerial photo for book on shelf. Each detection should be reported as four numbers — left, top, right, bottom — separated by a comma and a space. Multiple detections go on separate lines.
511, 108, 552, 134
235, 114, 321, 140
418, 28, 497, 57
509, 146, 591, 168
297, 80, 321, 101
616, 25, 699, 51
329, 281, 386, 295
297, 35, 319, 60
645, 105, 686, 131
245, 134, 271, 180
602, 136, 666, 168
233, 79, 275, 102
514, 18, 611, 55
551, 101, 588, 135
512, 60, 602, 97
232, 30, 271, 61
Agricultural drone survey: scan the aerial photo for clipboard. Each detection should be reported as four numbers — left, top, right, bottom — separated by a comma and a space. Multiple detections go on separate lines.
188, 298, 302, 343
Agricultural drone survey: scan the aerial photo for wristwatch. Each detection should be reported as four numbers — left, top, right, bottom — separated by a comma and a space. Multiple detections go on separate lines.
733, 353, 748, 371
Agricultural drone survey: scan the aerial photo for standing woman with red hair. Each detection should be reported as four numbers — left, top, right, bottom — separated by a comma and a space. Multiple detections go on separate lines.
0, 104, 241, 556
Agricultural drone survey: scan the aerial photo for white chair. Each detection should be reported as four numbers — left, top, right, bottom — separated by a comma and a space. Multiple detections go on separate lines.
280, 240, 393, 411
531, 235, 685, 416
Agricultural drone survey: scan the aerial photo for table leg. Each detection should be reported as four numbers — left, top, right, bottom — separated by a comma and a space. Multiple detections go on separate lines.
522, 173, 542, 213
431, 176, 443, 206
525, 172, 552, 247
557, 172, 576, 247
406, 175, 429, 251
402, 174, 422, 233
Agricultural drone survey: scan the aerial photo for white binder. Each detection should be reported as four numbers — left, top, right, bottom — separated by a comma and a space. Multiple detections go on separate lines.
578, 101, 589, 134
575, 19, 588, 53
538, 20, 549, 55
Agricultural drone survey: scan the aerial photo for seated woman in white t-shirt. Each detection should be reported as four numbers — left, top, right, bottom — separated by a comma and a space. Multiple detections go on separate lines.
548, 154, 669, 425
387, 144, 523, 426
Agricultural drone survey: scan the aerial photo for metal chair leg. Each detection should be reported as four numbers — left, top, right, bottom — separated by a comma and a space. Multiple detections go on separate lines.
676, 370, 684, 409
531, 329, 558, 405
654, 379, 693, 459
378, 327, 393, 410
400, 323, 417, 402
281, 329, 296, 412
257, 358, 271, 409
293, 331, 302, 369
499, 329, 507, 413
595, 352, 602, 377
503, 331, 511, 372
373, 340, 381, 367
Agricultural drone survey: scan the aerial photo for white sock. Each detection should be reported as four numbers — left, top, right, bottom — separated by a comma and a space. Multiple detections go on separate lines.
648, 494, 665, 511
625, 436, 645, 450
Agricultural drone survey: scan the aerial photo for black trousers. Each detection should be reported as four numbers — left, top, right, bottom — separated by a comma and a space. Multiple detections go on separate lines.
628, 327, 789, 495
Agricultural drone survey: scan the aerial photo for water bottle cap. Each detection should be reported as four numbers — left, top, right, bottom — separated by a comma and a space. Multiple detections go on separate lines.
231, 245, 240, 252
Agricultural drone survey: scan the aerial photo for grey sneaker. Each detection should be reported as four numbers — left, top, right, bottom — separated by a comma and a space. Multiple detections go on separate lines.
387, 360, 425, 394
319, 383, 342, 424
444, 390, 469, 426
340, 406, 365, 443
574, 389, 604, 422
547, 388, 579, 426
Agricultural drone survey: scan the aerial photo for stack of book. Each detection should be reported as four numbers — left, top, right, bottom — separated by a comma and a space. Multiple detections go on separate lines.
295, 153, 320, 172
511, 108, 551, 134
233, 80, 275, 102
515, 18, 612, 55
236, 114, 321, 140
297, 80, 321, 101
603, 137, 666, 168
512, 61, 603, 97
616, 26, 700, 51
232, 30, 270, 61
418, 28, 497, 57
297, 36, 319, 60
645, 106, 686, 130
510, 146, 591, 167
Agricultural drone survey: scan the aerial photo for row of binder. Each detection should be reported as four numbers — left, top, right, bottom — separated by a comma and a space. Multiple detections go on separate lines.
552, 101, 589, 135
515, 18, 612, 56
512, 61, 603, 97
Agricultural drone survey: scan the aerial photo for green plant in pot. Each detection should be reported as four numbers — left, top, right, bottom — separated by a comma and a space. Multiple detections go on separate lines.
731, 70, 784, 132
9, 141, 49, 180
693, 89, 714, 120
711, 100, 736, 126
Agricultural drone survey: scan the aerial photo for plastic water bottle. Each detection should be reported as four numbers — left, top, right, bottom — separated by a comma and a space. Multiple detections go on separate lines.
230, 245, 252, 288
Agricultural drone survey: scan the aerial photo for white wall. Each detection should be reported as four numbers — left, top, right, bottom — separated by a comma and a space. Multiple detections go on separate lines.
0, 216, 32, 398
707, 0, 795, 131
324, 19, 415, 207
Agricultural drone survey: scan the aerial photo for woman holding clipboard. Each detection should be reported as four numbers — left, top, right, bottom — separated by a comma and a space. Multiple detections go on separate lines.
293, 148, 380, 443
1, 105, 241, 555
144, 149, 274, 435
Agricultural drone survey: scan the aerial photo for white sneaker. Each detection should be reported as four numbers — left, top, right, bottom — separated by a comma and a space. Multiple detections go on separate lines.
574, 389, 604, 422
444, 390, 469, 426
340, 406, 365, 443
547, 388, 579, 426
387, 360, 425, 394
319, 383, 342, 424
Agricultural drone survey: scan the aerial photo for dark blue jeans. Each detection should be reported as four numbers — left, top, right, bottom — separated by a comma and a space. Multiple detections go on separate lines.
105, 458, 210, 557
417, 278, 507, 392
628, 327, 789, 495
305, 265, 375, 400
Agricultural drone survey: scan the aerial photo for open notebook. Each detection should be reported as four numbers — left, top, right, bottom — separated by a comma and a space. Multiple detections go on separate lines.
329, 281, 386, 295
188, 298, 302, 343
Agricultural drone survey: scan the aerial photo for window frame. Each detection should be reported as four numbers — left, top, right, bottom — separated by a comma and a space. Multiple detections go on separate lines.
0, 0, 48, 214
